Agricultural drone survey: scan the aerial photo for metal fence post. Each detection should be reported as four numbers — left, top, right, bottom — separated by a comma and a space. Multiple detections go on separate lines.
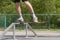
4, 15, 6, 29
48, 15, 50, 30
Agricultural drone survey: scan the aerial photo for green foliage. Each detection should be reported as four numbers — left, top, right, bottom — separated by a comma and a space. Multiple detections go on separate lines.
0, 0, 60, 29
55, 0, 60, 13
0, 0, 60, 14
0, 0, 16, 14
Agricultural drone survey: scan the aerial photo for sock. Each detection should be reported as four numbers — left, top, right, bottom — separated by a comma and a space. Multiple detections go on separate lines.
31, 11, 36, 18
19, 13, 23, 18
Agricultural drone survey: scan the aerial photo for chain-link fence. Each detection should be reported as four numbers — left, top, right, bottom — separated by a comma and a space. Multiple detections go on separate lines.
0, 15, 5, 30
0, 14, 60, 30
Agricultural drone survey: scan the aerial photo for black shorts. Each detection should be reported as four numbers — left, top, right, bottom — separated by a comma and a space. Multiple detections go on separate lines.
13, 0, 27, 3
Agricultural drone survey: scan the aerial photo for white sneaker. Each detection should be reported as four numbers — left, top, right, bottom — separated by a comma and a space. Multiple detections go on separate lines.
33, 17, 38, 23
17, 17, 24, 23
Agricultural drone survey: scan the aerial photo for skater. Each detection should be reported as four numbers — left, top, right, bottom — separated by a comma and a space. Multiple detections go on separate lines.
13, 0, 38, 23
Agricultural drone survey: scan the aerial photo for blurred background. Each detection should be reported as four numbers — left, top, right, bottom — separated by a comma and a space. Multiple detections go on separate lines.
0, 0, 60, 30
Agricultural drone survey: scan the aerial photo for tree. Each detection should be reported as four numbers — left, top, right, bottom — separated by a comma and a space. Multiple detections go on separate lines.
39, 0, 56, 13
0, 0, 16, 14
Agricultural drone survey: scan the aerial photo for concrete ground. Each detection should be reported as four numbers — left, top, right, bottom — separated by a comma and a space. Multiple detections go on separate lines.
0, 30, 60, 36
3, 37, 60, 40
0, 30, 60, 40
